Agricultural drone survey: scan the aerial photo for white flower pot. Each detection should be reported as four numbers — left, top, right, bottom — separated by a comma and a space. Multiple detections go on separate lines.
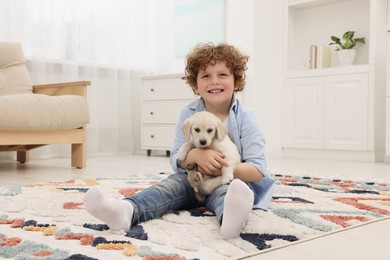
337, 49, 356, 66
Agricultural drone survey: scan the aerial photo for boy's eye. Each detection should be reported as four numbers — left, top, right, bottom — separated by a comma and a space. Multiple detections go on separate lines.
194, 127, 200, 133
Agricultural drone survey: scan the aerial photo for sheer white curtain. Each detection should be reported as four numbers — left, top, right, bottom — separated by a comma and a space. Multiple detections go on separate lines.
0, 0, 154, 159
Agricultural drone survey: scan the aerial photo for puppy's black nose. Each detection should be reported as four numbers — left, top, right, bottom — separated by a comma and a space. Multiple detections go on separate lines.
199, 139, 207, 146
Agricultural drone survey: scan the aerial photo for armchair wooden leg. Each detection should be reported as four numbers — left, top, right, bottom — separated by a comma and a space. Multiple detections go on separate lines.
17, 151, 29, 164
72, 143, 86, 169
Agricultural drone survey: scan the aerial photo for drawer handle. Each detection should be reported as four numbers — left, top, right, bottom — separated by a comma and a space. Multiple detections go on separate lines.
150, 88, 154, 92
150, 111, 154, 115
150, 135, 154, 138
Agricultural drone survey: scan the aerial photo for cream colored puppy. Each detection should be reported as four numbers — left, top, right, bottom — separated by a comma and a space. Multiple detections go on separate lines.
178, 111, 240, 201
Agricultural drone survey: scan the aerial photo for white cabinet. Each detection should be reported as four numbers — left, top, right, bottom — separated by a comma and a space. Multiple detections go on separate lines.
283, 77, 324, 148
324, 74, 368, 150
141, 74, 196, 156
283, 73, 368, 150
282, 0, 387, 161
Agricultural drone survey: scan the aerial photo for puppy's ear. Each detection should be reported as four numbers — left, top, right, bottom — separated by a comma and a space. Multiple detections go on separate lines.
181, 118, 192, 141
216, 121, 226, 141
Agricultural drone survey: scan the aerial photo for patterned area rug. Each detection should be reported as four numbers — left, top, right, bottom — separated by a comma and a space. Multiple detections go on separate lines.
1, 173, 390, 260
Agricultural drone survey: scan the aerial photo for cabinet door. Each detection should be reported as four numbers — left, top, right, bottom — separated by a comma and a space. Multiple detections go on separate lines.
324, 74, 368, 150
283, 77, 324, 148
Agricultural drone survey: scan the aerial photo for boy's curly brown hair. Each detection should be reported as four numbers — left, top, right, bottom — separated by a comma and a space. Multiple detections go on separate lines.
183, 42, 249, 94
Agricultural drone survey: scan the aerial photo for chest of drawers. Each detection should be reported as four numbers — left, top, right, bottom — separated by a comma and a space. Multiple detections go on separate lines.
141, 74, 196, 156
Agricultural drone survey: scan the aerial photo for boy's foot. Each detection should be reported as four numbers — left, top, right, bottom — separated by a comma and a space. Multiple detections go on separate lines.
83, 187, 133, 231
220, 179, 254, 239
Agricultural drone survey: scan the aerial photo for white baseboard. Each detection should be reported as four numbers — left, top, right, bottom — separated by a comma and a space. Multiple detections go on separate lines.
282, 148, 379, 162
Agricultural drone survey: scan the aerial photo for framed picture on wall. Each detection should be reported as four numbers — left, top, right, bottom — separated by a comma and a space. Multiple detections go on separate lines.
174, 0, 225, 57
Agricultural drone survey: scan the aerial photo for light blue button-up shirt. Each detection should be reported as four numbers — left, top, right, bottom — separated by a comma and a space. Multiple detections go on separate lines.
170, 97, 276, 210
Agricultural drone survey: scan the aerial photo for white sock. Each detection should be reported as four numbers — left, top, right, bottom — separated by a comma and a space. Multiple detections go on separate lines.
220, 179, 254, 239
83, 187, 133, 231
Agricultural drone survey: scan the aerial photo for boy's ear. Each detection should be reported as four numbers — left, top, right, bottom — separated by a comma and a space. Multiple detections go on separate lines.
216, 121, 226, 141
181, 118, 192, 141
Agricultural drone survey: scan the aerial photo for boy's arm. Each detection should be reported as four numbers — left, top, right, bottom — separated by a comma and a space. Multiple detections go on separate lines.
235, 109, 268, 182
179, 147, 228, 174
233, 163, 263, 182
170, 109, 192, 173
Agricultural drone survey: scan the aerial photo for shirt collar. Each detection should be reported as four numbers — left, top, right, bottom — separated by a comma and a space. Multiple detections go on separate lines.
191, 96, 239, 114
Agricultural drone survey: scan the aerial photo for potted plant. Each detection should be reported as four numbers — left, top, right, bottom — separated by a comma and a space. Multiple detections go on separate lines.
329, 31, 366, 66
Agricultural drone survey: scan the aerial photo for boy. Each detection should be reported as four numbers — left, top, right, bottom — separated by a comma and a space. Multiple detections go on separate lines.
83, 42, 275, 239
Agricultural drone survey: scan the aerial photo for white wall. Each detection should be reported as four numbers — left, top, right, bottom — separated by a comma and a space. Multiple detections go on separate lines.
149, 0, 183, 74
150, 0, 256, 73
133, 0, 283, 157
226, 0, 284, 158
252, 1, 283, 157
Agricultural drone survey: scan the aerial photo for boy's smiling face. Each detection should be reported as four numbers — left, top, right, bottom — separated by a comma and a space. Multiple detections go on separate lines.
196, 61, 235, 108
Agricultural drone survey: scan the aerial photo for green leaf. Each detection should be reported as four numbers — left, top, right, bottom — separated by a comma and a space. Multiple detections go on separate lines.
355, 38, 366, 44
329, 31, 365, 50
331, 36, 340, 42
343, 31, 355, 41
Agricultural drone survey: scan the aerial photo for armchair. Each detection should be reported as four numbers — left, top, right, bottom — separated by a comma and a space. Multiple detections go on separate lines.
0, 42, 90, 168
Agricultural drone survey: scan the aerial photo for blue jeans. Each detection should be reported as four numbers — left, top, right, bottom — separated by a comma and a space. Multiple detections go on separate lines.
124, 173, 229, 226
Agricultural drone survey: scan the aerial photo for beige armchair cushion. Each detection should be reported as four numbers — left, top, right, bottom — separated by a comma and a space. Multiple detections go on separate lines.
0, 42, 33, 96
0, 42, 89, 131
0, 41, 90, 168
0, 94, 89, 130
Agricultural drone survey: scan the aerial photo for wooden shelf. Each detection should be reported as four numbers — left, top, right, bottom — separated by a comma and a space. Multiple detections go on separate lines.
288, 0, 348, 9
284, 64, 370, 78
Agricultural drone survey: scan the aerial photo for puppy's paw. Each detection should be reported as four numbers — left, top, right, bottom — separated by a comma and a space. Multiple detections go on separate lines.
186, 163, 197, 171
194, 172, 202, 182
221, 174, 234, 185
187, 169, 200, 190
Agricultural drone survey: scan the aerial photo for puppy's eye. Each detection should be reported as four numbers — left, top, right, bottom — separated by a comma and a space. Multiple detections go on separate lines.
207, 128, 213, 133
194, 127, 200, 133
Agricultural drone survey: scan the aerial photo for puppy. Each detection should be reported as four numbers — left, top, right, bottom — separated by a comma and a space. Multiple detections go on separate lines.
177, 111, 240, 201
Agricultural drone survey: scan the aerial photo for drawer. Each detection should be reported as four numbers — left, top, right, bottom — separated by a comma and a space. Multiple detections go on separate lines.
142, 76, 195, 100
141, 125, 175, 149
142, 101, 190, 124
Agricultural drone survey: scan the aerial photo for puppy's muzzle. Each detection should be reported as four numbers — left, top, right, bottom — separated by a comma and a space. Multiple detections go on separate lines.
199, 139, 208, 146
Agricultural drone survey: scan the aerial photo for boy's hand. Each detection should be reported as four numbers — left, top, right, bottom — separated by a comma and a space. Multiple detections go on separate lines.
185, 148, 229, 176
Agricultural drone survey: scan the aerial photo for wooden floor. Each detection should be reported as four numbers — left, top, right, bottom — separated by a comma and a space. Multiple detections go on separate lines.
1, 154, 390, 260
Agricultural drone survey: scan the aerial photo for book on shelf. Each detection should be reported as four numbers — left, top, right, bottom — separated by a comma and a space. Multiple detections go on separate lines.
309, 45, 330, 69
309, 45, 317, 69
317, 46, 330, 68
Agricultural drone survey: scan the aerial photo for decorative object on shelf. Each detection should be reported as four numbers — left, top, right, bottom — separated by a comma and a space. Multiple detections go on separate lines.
336, 49, 357, 66
329, 31, 366, 66
309, 45, 330, 69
